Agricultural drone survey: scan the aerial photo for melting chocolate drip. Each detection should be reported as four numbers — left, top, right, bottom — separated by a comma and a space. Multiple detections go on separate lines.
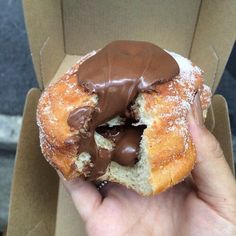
67, 40, 179, 179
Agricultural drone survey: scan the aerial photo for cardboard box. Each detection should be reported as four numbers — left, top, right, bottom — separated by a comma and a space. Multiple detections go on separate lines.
7, 0, 236, 235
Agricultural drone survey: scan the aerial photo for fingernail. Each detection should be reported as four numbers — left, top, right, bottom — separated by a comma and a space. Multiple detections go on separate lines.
192, 92, 204, 127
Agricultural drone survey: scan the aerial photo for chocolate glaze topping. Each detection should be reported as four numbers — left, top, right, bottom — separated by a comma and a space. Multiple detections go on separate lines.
67, 40, 179, 179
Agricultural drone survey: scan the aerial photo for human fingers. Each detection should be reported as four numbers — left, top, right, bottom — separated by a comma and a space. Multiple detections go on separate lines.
58, 173, 102, 221
188, 94, 236, 221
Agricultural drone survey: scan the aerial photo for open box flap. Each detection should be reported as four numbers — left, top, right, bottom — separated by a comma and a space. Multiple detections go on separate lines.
23, 0, 204, 88
26, 221, 50, 236
23, 0, 236, 93
212, 95, 235, 173
7, 89, 59, 236
23, 0, 65, 89
190, 0, 236, 92
62, 0, 201, 55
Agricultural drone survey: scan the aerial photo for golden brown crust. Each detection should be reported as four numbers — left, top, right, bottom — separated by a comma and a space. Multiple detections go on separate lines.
37, 68, 96, 178
151, 140, 196, 194
37, 51, 211, 194
141, 62, 210, 193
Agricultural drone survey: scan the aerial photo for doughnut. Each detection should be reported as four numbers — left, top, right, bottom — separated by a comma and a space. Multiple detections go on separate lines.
37, 41, 211, 195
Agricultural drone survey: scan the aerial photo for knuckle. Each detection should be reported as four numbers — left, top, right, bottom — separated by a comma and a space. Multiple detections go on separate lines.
204, 133, 224, 159
213, 140, 224, 159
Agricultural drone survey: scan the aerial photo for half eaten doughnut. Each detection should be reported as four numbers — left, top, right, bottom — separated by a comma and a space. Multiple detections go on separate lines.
37, 41, 211, 195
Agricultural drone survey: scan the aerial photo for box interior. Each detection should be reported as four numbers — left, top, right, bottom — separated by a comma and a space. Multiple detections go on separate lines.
7, 89, 59, 236
23, 0, 236, 91
7, 0, 236, 235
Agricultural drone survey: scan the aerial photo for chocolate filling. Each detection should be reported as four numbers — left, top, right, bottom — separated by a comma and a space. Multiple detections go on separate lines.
67, 40, 179, 179
96, 122, 145, 167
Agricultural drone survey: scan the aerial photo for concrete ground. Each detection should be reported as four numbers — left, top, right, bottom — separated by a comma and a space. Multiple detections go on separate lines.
0, 0, 38, 116
0, 0, 236, 234
0, 151, 15, 231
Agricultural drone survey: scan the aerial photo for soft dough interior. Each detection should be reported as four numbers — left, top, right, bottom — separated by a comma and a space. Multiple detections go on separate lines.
75, 93, 153, 195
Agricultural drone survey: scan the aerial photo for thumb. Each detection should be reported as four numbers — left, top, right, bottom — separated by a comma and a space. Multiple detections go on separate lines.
188, 93, 236, 220
58, 172, 102, 222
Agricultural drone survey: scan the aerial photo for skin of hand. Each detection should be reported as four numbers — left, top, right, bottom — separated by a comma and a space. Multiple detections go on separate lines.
59, 93, 236, 236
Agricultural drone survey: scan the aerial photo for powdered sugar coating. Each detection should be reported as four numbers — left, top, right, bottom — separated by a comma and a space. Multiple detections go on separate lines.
142, 50, 211, 153
166, 51, 202, 77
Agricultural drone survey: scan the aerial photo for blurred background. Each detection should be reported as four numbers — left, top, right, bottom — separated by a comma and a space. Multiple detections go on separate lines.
0, 1, 235, 234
